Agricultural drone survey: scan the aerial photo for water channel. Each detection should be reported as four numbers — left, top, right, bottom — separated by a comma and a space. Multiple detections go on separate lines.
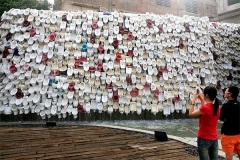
86, 118, 223, 138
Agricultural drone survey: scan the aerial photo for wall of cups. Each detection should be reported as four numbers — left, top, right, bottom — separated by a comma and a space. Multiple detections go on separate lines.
209, 23, 240, 102
0, 9, 239, 119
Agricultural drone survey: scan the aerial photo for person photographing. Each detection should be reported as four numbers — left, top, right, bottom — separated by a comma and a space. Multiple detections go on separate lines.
189, 86, 220, 160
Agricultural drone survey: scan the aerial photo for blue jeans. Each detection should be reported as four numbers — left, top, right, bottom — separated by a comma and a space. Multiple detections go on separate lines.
197, 138, 219, 160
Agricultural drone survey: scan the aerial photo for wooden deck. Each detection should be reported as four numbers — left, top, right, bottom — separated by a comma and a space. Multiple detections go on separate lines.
0, 125, 199, 160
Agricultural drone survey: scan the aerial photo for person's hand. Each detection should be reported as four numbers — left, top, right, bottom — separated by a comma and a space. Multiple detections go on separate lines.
192, 93, 198, 104
196, 89, 200, 94
197, 94, 204, 100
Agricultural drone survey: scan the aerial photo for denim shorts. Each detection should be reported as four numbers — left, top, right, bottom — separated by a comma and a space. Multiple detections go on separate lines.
197, 137, 219, 160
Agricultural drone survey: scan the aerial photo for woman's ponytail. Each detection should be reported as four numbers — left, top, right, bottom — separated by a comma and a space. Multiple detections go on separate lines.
213, 98, 219, 116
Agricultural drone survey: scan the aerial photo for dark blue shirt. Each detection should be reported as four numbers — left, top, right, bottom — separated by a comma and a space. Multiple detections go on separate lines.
220, 100, 240, 135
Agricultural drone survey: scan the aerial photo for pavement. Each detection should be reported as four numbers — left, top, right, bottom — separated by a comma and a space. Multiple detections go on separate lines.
91, 124, 239, 160
0, 121, 238, 159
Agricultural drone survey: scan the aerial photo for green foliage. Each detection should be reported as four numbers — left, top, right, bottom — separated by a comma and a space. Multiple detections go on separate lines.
0, 0, 49, 17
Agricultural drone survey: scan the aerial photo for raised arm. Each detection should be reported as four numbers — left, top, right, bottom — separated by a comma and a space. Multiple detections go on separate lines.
198, 94, 205, 106
189, 93, 202, 117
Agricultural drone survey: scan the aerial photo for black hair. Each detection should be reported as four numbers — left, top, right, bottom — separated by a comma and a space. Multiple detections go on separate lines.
227, 86, 239, 100
203, 86, 219, 116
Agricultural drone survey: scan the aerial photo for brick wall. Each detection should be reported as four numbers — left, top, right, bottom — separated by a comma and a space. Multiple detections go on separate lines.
218, 0, 240, 14
219, 15, 240, 23
55, 0, 217, 18
210, 0, 240, 23
54, 0, 101, 11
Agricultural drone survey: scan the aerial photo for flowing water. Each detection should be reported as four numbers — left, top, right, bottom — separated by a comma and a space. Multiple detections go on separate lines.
86, 118, 223, 138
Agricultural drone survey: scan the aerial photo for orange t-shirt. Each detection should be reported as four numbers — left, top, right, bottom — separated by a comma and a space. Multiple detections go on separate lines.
198, 103, 220, 140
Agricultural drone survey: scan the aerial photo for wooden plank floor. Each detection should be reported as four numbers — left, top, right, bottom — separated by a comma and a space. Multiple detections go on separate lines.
0, 125, 199, 160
